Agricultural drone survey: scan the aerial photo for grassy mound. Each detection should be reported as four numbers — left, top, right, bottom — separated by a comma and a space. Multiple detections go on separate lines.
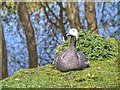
1, 32, 119, 88
0, 58, 119, 88
55, 31, 118, 61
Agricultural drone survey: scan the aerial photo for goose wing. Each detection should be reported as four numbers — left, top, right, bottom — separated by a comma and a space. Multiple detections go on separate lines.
76, 51, 89, 68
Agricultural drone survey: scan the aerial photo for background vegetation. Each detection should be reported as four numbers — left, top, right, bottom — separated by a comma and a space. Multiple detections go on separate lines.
0, 1, 119, 88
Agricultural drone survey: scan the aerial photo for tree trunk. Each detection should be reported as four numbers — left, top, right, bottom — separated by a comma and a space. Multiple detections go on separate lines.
0, 2, 2, 80
18, 2, 38, 68
58, 2, 67, 40
66, 2, 82, 31
0, 5, 8, 79
2, 23, 8, 79
85, 2, 98, 33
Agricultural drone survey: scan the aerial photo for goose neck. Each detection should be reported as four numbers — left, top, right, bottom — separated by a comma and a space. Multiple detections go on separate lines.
69, 36, 76, 50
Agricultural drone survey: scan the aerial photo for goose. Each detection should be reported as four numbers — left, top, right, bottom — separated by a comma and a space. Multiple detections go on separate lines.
55, 28, 89, 71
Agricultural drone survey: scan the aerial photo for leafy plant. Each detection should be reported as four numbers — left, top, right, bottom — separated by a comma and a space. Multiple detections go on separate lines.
55, 30, 118, 61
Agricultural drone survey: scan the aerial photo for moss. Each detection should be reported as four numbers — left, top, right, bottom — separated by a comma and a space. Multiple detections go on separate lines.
1, 58, 119, 88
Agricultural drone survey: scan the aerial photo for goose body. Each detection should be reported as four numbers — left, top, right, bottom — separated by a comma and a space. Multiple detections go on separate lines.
55, 28, 89, 71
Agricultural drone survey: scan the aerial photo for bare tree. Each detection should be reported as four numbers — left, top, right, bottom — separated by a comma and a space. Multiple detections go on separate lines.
43, 2, 67, 40
0, 5, 8, 79
101, 2, 119, 38
18, 2, 38, 68
85, 2, 98, 33
66, 2, 82, 31
2, 24, 8, 79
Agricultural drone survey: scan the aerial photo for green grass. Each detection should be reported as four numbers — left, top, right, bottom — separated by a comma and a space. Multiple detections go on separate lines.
1, 58, 119, 88
1, 31, 119, 88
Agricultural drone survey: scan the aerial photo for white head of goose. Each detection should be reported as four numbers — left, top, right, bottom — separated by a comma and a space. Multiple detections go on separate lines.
55, 28, 89, 71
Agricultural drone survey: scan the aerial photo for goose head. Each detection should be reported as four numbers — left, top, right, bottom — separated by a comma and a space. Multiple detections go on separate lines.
67, 28, 79, 39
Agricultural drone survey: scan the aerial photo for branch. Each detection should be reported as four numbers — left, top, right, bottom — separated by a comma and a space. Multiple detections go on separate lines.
46, 2, 60, 21
57, 2, 68, 25
63, 19, 68, 24
57, 2, 67, 26
58, 2, 63, 23
43, 6, 59, 29
62, 7, 66, 11
101, 2, 105, 22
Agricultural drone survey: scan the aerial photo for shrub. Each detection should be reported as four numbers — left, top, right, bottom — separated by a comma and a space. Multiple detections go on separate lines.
55, 30, 118, 61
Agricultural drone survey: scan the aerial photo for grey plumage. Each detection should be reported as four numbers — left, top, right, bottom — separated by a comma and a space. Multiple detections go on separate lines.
55, 28, 89, 71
